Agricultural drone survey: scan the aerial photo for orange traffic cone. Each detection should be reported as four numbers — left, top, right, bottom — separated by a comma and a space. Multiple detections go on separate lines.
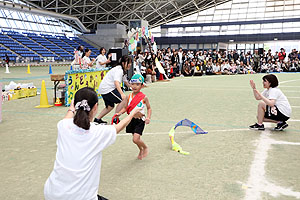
35, 80, 53, 108
54, 98, 63, 106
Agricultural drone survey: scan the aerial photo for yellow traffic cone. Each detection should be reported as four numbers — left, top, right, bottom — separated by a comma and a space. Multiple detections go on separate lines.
27, 64, 31, 74
35, 80, 53, 108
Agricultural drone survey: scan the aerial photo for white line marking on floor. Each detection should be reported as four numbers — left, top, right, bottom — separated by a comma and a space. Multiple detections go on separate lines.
117, 128, 249, 136
244, 127, 272, 200
243, 124, 300, 200
291, 106, 300, 108
271, 140, 300, 145
284, 91, 300, 93
289, 119, 300, 122
281, 79, 300, 84
280, 86, 300, 88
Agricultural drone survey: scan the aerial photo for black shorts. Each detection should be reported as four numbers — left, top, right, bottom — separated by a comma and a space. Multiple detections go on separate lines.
98, 195, 108, 200
264, 105, 289, 122
126, 118, 145, 135
101, 88, 122, 108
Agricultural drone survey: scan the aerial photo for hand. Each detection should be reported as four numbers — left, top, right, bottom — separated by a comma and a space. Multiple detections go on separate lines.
92, 58, 96, 61
250, 80, 256, 89
115, 112, 122, 117
70, 99, 75, 110
108, 53, 112, 58
121, 93, 126, 100
145, 118, 150, 124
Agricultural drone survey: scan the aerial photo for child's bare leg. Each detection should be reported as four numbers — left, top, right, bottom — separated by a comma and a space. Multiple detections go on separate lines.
133, 133, 148, 160
96, 106, 114, 120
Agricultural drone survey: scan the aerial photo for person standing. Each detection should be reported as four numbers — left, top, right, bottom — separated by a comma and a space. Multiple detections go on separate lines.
5, 54, 10, 68
278, 48, 286, 63
81, 48, 96, 69
94, 55, 132, 124
96, 47, 111, 69
253, 50, 260, 72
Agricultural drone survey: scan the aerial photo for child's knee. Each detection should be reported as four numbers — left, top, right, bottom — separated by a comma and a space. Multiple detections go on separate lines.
132, 135, 140, 144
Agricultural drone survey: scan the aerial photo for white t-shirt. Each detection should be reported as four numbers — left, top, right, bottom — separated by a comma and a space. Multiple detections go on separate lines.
262, 87, 292, 117
178, 51, 183, 64
98, 65, 123, 94
96, 54, 108, 69
212, 64, 220, 72
82, 56, 91, 69
44, 118, 116, 200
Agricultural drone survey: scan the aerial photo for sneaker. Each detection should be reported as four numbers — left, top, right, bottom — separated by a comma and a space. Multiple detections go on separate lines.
274, 121, 288, 131
249, 123, 265, 130
94, 118, 107, 125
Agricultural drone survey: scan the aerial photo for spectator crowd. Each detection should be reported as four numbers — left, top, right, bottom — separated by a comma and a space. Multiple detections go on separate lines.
131, 47, 300, 81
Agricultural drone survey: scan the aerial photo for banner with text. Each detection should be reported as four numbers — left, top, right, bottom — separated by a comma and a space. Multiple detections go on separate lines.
65, 68, 109, 106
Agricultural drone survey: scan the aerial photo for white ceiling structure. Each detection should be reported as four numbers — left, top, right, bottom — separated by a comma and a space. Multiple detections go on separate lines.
16, 0, 231, 32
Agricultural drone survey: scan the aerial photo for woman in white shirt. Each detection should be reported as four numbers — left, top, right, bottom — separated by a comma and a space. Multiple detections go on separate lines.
81, 48, 96, 69
94, 55, 132, 124
44, 87, 141, 200
249, 74, 291, 131
96, 47, 111, 69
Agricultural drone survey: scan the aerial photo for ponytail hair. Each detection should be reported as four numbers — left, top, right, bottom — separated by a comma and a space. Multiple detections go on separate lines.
73, 87, 98, 130
119, 55, 132, 73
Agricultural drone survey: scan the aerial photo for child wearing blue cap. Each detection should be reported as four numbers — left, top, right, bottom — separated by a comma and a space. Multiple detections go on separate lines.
116, 74, 152, 160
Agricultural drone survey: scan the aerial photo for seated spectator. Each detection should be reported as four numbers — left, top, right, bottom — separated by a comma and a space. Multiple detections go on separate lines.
282, 62, 289, 72
194, 62, 203, 76
266, 60, 273, 72
213, 62, 222, 75
140, 61, 147, 78
183, 66, 193, 76
173, 62, 179, 76
274, 60, 282, 72
260, 60, 268, 73
230, 62, 237, 74
237, 61, 245, 74
246, 61, 255, 74
206, 61, 214, 75
221, 60, 230, 74
295, 58, 300, 72
133, 57, 141, 74
146, 65, 157, 82
289, 60, 297, 72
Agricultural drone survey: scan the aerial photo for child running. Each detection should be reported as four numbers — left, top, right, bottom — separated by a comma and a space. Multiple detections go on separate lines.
116, 74, 152, 160
44, 87, 141, 200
